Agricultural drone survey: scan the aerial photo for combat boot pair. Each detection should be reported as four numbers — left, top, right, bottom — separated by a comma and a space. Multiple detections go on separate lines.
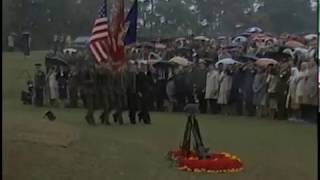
113, 112, 124, 125
85, 115, 96, 125
100, 112, 111, 125
138, 112, 151, 125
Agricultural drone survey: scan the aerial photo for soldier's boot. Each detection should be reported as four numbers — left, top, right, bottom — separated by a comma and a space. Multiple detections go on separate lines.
129, 111, 136, 124
113, 112, 118, 123
138, 112, 143, 123
100, 112, 105, 124
118, 112, 124, 125
85, 115, 96, 125
102, 112, 111, 125
143, 113, 151, 125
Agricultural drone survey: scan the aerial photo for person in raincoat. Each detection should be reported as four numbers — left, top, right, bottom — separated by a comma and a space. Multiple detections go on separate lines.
205, 63, 220, 114
301, 60, 318, 123
286, 67, 299, 121
266, 65, 279, 120
136, 62, 153, 124
295, 62, 308, 121
217, 65, 233, 115
252, 67, 268, 118
47, 66, 59, 106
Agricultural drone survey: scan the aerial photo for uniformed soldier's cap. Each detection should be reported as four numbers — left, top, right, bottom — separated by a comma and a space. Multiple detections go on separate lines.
35, 63, 42, 67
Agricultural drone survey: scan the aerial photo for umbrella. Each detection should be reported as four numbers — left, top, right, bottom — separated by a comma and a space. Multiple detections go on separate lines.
245, 27, 263, 33
169, 56, 191, 66
232, 36, 247, 44
153, 60, 172, 68
175, 37, 186, 41
215, 58, 241, 67
294, 47, 309, 55
236, 32, 251, 37
294, 48, 314, 61
285, 41, 305, 48
45, 55, 68, 67
287, 36, 306, 44
282, 48, 295, 58
148, 52, 161, 60
255, 58, 278, 67
155, 43, 166, 49
217, 36, 227, 40
240, 55, 258, 61
304, 34, 317, 41
194, 36, 209, 41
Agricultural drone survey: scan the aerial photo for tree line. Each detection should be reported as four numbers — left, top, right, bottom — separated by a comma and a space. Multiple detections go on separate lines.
2, 0, 316, 50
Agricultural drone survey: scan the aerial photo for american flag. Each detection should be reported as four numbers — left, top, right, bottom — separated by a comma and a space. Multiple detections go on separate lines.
89, 1, 111, 63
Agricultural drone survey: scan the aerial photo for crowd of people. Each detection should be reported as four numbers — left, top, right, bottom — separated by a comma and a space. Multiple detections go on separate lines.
21, 30, 318, 125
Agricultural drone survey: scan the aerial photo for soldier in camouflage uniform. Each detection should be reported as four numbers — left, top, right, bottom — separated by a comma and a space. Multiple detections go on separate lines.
80, 63, 97, 125
127, 61, 138, 124
96, 63, 113, 125
67, 65, 80, 108
33, 64, 46, 106
112, 67, 128, 125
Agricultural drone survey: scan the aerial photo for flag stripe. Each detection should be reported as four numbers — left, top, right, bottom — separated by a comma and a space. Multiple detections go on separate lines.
95, 42, 108, 59
92, 25, 109, 33
90, 44, 101, 62
89, 1, 110, 63
95, 17, 108, 25
90, 32, 109, 41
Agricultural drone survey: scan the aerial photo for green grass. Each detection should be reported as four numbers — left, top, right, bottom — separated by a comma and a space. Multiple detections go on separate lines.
2, 51, 317, 180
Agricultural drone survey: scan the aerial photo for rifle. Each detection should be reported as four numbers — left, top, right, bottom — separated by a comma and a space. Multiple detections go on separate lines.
181, 104, 210, 159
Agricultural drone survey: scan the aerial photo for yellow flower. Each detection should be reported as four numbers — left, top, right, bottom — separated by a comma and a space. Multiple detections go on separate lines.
178, 166, 187, 170
224, 154, 231, 158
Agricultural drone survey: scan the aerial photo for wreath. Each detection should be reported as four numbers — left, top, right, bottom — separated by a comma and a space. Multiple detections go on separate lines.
168, 149, 244, 173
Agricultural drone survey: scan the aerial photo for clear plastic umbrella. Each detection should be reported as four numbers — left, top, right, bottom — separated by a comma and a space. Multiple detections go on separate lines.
215, 58, 241, 67
304, 34, 317, 41
194, 36, 209, 41
169, 56, 191, 66
245, 27, 263, 33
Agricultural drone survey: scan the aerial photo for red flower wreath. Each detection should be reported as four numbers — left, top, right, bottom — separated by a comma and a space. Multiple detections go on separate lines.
168, 149, 244, 173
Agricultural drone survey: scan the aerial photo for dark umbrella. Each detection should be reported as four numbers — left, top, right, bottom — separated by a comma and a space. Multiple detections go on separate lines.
239, 55, 258, 62
153, 60, 173, 68
45, 54, 68, 67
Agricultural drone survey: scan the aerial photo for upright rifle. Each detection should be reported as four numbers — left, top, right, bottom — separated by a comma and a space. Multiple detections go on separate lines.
181, 104, 210, 159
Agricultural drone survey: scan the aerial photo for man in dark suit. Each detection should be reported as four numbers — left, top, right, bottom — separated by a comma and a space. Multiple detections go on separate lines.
136, 62, 154, 124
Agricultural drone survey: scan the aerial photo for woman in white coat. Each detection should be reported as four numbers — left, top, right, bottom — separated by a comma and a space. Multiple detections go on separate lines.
286, 67, 299, 121
295, 62, 308, 121
205, 64, 220, 114
47, 66, 59, 106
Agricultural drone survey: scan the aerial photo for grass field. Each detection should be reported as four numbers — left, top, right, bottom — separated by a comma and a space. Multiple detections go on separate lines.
2, 51, 317, 180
